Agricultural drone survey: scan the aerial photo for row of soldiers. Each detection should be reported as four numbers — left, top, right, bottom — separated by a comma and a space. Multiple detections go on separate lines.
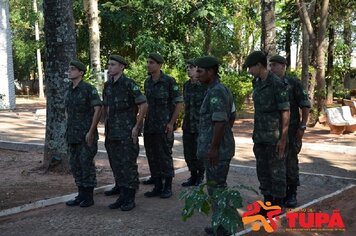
64, 51, 310, 236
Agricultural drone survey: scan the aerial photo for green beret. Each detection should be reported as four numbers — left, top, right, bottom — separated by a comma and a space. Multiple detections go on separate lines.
148, 53, 164, 64
70, 60, 86, 73
109, 54, 128, 66
186, 58, 196, 66
194, 56, 219, 69
243, 51, 266, 68
269, 55, 287, 65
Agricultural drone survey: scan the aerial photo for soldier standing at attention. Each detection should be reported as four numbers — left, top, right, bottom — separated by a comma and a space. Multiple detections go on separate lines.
102, 55, 148, 211
65, 60, 102, 208
244, 51, 290, 208
143, 53, 183, 199
269, 55, 310, 208
181, 59, 207, 187
195, 56, 236, 236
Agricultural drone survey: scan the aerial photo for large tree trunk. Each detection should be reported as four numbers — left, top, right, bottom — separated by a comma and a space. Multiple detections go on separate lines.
0, 0, 16, 110
261, 0, 276, 57
43, 0, 76, 173
326, 26, 334, 105
83, 0, 101, 75
285, 23, 292, 68
203, 21, 212, 55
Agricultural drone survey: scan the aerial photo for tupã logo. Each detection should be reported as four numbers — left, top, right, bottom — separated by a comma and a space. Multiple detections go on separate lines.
242, 201, 282, 233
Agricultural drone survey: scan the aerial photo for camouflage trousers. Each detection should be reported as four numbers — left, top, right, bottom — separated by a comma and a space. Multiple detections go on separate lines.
144, 133, 174, 178
105, 138, 139, 189
68, 142, 97, 188
204, 158, 232, 196
287, 127, 300, 186
253, 143, 286, 198
183, 132, 204, 173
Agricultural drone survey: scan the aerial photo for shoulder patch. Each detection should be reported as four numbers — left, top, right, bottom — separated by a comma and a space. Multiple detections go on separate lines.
210, 97, 219, 104
173, 85, 179, 91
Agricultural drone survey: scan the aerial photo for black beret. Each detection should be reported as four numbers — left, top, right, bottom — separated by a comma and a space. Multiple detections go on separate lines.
186, 58, 196, 66
109, 55, 128, 66
194, 56, 219, 69
243, 51, 266, 68
70, 60, 86, 73
148, 53, 164, 64
269, 55, 288, 65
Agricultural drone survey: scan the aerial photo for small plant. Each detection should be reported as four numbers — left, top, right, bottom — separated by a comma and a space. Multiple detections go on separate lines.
180, 182, 258, 235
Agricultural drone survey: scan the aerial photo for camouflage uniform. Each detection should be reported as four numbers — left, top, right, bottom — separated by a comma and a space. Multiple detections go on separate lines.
182, 79, 207, 176
252, 72, 290, 198
103, 75, 146, 190
143, 71, 183, 178
283, 76, 311, 186
65, 80, 102, 188
197, 78, 235, 194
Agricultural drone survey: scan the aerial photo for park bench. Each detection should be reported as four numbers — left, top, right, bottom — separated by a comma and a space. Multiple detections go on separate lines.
343, 99, 356, 117
325, 106, 356, 134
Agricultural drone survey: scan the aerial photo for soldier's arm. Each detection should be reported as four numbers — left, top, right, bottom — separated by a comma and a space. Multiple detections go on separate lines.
86, 105, 102, 146
167, 102, 183, 130
209, 121, 225, 166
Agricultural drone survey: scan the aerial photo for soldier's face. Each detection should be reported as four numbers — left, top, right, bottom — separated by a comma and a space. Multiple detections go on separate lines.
196, 67, 212, 84
147, 58, 161, 74
269, 62, 286, 78
107, 60, 124, 77
68, 66, 83, 80
186, 64, 197, 79
247, 63, 260, 78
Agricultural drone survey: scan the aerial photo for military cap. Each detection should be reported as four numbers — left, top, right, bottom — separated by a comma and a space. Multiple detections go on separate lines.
269, 55, 288, 65
243, 51, 266, 68
109, 54, 128, 66
194, 56, 219, 68
70, 60, 86, 73
148, 53, 164, 64
186, 58, 196, 66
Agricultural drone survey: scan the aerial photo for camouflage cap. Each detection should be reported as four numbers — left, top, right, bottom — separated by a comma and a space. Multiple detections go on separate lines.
243, 51, 266, 68
269, 55, 288, 65
109, 54, 128, 66
70, 60, 86, 73
194, 56, 219, 69
186, 58, 196, 66
148, 53, 164, 64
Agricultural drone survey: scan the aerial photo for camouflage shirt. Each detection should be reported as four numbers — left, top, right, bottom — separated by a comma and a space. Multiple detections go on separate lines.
283, 76, 311, 128
197, 78, 235, 160
182, 79, 208, 133
144, 71, 183, 134
65, 80, 102, 144
252, 72, 290, 144
103, 75, 147, 140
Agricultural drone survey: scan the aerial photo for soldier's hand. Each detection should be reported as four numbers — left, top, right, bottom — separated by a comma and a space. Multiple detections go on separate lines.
131, 127, 139, 144
85, 132, 94, 146
208, 147, 219, 166
296, 129, 304, 143
276, 138, 286, 159
165, 123, 174, 134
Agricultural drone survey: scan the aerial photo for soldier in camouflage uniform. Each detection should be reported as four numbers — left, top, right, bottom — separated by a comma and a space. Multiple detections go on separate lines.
65, 60, 102, 208
143, 53, 183, 199
269, 55, 310, 208
181, 58, 207, 187
195, 56, 236, 236
244, 51, 290, 208
102, 55, 148, 211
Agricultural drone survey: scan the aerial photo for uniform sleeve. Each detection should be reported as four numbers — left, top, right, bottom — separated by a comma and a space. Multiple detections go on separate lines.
171, 78, 184, 103
294, 79, 311, 108
129, 80, 147, 104
210, 89, 229, 122
89, 85, 102, 107
274, 80, 290, 111
102, 82, 108, 106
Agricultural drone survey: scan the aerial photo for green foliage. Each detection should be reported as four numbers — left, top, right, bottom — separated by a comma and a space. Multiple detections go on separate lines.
82, 66, 105, 96
180, 182, 258, 234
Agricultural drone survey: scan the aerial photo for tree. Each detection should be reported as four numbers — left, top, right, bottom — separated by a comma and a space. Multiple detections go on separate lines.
261, 0, 276, 56
43, 0, 76, 172
0, 0, 16, 109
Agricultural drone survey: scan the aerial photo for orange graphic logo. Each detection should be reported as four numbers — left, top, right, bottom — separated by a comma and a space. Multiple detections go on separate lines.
242, 201, 282, 232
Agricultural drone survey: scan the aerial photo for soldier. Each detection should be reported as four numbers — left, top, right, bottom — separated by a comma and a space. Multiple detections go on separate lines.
195, 56, 236, 236
102, 55, 148, 211
143, 53, 183, 199
269, 55, 311, 208
244, 51, 290, 208
181, 59, 207, 187
65, 60, 102, 208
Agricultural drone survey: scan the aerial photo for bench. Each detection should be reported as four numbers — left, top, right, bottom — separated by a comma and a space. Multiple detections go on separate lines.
343, 99, 356, 117
325, 106, 356, 134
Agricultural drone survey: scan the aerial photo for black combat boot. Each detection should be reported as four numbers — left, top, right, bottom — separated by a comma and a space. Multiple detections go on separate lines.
204, 226, 230, 236
108, 187, 125, 209
160, 177, 173, 198
181, 171, 197, 187
121, 188, 136, 211
144, 177, 162, 197
195, 170, 204, 186
259, 195, 273, 217
79, 187, 94, 207
285, 185, 297, 208
142, 177, 154, 185
104, 181, 120, 196
272, 197, 284, 208
66, 186, 84, 206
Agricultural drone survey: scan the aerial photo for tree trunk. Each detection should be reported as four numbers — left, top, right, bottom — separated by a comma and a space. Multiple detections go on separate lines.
343, 9, 352, 69
43, 0, 76, 173
203, 21, 212, 55
261, 0, 276, 57
0, 0, 16, 110
83, 0, 101, 75
285, 23, 292, 68
326, 26, 334, 105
